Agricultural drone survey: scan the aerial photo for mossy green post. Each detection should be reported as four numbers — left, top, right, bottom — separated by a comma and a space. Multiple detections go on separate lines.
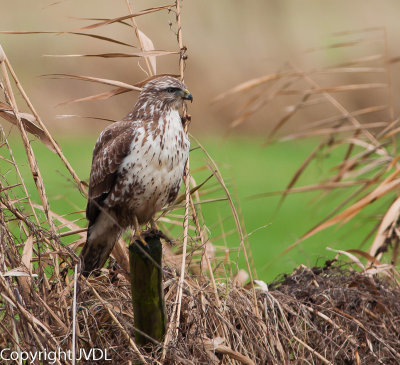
129, 235, 166, 346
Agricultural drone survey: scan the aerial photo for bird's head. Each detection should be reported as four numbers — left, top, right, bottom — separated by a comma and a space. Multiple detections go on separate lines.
140, 75, 193, 110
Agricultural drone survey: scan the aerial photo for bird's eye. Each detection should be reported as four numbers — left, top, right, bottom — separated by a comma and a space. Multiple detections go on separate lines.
166, 87, 177, 93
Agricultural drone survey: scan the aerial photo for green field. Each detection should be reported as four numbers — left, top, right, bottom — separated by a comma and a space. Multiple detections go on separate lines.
3, 134, 377, 281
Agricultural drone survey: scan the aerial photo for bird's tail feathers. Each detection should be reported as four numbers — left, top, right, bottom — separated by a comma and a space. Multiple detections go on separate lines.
80, 213, 121, 277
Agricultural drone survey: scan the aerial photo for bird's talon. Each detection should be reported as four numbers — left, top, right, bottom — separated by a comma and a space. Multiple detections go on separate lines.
136, 233, 147, 246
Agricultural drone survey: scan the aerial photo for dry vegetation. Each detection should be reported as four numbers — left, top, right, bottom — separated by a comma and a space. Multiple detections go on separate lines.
0, 2, 399, 365
218, 28, 400, 271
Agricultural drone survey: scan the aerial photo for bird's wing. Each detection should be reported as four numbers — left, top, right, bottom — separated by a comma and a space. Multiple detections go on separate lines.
86, 121, 135, 224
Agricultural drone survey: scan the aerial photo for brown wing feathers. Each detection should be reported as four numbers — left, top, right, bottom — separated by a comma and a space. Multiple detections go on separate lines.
86, 122, 133, 224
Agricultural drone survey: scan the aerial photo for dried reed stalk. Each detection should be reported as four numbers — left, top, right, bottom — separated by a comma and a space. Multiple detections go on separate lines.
218, 27, 400, 270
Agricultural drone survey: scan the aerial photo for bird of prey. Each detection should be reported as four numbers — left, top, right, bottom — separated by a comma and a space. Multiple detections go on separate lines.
80, 76, 193, 276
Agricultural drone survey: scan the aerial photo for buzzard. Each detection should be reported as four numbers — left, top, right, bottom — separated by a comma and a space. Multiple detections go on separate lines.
80, 76, 192, 276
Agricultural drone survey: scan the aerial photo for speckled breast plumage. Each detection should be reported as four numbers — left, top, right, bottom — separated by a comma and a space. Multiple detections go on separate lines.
103, 109, 189, 226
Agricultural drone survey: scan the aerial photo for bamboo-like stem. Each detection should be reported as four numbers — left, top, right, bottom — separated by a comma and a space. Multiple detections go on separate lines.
72, 264, 78, 365
161, 162, 190, 362
160, 3, 191, 357
174, 161, 190, 337
167, 0, 192, 342
176, 0, 185, 80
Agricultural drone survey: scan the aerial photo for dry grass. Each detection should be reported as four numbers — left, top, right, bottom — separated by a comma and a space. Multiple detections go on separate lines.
219, 27, 400, 273
1, 3, 400, 364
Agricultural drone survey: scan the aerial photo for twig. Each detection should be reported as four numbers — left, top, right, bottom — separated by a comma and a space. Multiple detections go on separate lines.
72, 264, 78, 365
292, 335, 333, 365
163, 161, 191, 357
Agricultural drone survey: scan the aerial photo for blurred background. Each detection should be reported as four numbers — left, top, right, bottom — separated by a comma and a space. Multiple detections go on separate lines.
2, 0, 400, 280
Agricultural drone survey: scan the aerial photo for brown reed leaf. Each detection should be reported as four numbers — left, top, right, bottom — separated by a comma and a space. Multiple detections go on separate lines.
44, 50, 178, 58
21, 235, 34, 272
213, 72, 290, 102
272, 139, 328, 215
346, 249, 383, 265
66, 32, 135, 47
231, 76, 300, 128
369, 196, 400, 257
133, 73, 181, 87
301, 105, 387, 131
317, 66, 385, 73
56, 114, 117, 123
138, 30, 157, 75
301, 178, 400, 243
53, 74, 179, 105
2, 269, 32, 277
331, 54, 383, 67
58, 87, 129, 105
0, 30, 135, 47
204, 338, 256, 365
0, 102, 56, 152
268, 93, 311, 140
280, 122, 389, 141
19, 235, 34, 296
304, 38, 381, 53
69, 16, 133, 28
332, 27, 386, 36
43, 73, 142, 91
74, 4, 175, 31
172, 174, 214, 206
249, 179, 370, 199
277, 82, 387, 95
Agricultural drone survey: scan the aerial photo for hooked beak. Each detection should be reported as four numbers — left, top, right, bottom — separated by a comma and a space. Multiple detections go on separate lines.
183, 89, 193, 103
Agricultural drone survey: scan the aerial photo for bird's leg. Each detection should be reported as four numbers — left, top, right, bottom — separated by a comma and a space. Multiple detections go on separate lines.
149, 218, 174, 245
150, 218, 159, 231
133, 215, 147, 246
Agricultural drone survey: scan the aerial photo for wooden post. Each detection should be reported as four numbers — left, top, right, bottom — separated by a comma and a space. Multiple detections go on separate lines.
129, 234, 166, 346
